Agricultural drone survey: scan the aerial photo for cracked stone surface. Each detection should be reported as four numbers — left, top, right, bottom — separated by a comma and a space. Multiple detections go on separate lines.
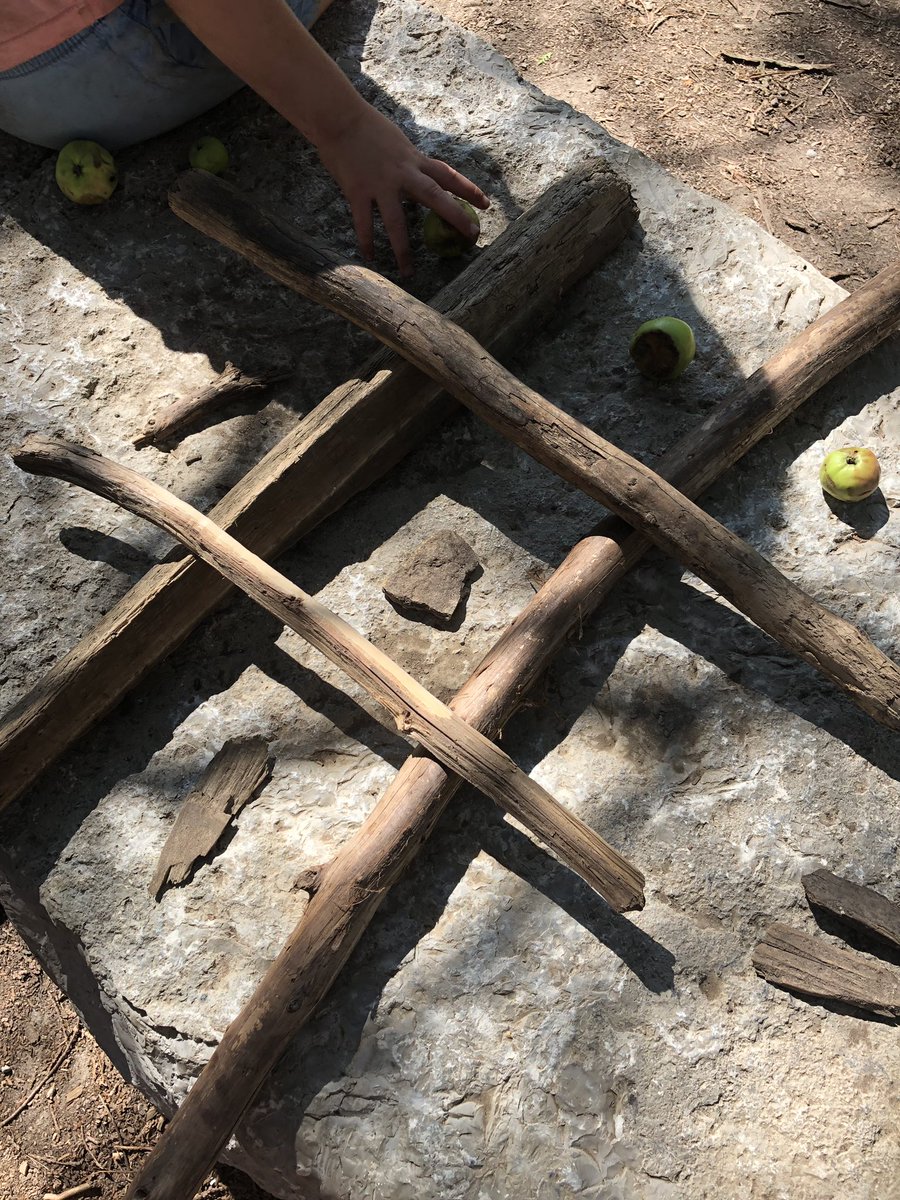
1, 0, 899, 1197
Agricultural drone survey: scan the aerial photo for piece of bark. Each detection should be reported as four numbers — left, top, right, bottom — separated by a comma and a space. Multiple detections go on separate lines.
120, 261, 900, 1200
171, 171, 900, 732
752, 922, 900, 1018
0, 162, 636, 812
802, 869, 900, 954
15, 437, 645, 917
134, 361, 295, 450
382, 530, 479, 624
150, 736, 272, 900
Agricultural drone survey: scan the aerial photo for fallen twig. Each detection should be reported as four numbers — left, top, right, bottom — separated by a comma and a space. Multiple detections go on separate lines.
0, 1024, 80, 1128
42, 1183, 100, 1200
134, 360, 295, 449
722, 49, 833, 71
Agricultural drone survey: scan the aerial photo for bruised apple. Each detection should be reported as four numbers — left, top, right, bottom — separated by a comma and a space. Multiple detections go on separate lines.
423, 198, 480, 258
55, 140, 117, 205
819, 447, 881, 502
630, 317, 696, 381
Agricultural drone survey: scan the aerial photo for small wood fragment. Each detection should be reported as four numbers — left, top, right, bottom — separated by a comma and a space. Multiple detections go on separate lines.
134, 361, 294, 449
382, 530, 479, 624
721, 49, 833, 71
802, 869, 900, 953
752, 922, 900, 1018
150, 737, 271, 899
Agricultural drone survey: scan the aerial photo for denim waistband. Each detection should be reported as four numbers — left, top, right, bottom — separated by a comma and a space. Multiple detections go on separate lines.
0, 1, 148, 81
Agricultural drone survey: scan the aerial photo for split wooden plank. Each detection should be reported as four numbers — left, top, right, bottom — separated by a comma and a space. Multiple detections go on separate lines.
752, 922, 900, 1018
150, 736, 272, 899
171, 170, 900, 731
0, 163, 636, 812
802, 869, 900, 953
134, 360, 296, 449
121, 263, 900, 1200
14, 436, 645, 916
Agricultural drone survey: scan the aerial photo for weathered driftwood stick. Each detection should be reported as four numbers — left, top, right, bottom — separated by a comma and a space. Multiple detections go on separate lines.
150, 736, 272, 899
0, 163, 635, 812
14, 437, 645, 915
803, 869, 900, 953
171, 171, 900, 730
134, 360, 296, 449
121, 264, 900, 1200
752, 922, 900, 1018
126, 292, 900, 1200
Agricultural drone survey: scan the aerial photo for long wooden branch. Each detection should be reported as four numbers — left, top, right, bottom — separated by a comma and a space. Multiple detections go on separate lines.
14, 437, 644, 915
0, 163, 636, 812
171, 171, 900, 731
122, 263, 900, 1200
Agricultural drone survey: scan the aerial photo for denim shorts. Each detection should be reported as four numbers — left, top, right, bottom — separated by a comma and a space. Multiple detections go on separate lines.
0, 0, 323, 150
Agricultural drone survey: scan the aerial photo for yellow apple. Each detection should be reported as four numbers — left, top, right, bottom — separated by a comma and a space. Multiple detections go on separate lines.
819, 447, 881, 502
423, 198, 480, 258
188, 136, 229, 175
630, 317, 696, 381
55, 140, 117, 205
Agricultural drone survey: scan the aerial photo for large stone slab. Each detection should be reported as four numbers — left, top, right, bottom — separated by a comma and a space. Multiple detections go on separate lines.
1, 0, 898, 1197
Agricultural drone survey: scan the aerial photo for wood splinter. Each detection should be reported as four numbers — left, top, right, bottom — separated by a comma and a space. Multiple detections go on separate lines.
134, 360, 295, 449
802, 868, 900, 954
753, 921, 900, 1018
13, 437, 645, 917
150, 736, 272, 899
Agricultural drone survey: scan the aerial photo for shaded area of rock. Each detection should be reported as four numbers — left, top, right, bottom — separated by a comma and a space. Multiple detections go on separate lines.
382, 530, 480, 624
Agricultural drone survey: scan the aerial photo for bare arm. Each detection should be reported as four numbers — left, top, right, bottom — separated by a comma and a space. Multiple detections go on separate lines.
166, 0, 489, 273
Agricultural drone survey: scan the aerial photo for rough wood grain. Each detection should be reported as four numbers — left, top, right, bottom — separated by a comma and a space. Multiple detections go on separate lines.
119, 261, 900, 1200
149, 736, 272, 899
0, 163, 636, 812
802, 869, 900, 953
171, 171, 900, 731
14, 437, 645, 916
752, 922, 900, 1018
134, 361, 296, 449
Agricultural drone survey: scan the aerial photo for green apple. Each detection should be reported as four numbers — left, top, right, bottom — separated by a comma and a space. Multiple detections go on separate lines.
630, 317, 696, 381
423, 198, 480, 258
188, 136, 229, 175
55, 140, 118, 205
819, 446, 881, 502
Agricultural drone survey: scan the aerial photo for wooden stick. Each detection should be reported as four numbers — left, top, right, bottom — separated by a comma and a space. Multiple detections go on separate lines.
121, 263, 900, 1200
134, 360, 295, 449
150, 736, 272, 899
752, 922, 900, 1017
0, 163, 636, 812
14, 436, 645, 915
170, 171, 900, 731
803, 869, 900, 953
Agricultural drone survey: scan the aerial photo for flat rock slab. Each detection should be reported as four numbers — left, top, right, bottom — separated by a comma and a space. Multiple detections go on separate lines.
382, 529, 480, 624
1, 0, 899, 1198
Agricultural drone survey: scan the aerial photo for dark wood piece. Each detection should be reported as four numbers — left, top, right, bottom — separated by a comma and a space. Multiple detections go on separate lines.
752, 921, 900, 1018
0, 163, 636, 811
803, 869, 900, 953
15, 437, 645, 917
134, 361, 295, 449
170, 171, 900, 732
121, 258, 900, 1200
150, 737, 272, 899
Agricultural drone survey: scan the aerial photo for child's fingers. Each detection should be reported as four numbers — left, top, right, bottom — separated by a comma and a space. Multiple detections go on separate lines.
422, 158, 490, 210
412, 174, 481, 241
349, 194, 376, 262
378, 195, 414, 277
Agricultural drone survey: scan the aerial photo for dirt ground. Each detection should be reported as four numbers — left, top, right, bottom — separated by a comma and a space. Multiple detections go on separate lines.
1, 0, 897, 1197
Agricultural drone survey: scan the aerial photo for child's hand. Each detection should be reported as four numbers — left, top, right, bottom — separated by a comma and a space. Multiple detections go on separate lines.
316, 105, 489, 276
